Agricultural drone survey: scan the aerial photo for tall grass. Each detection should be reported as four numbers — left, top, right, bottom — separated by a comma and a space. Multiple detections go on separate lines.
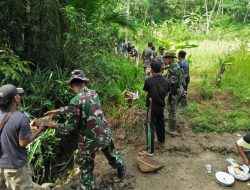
222, 44, 250, 104
183, 41, 250, 133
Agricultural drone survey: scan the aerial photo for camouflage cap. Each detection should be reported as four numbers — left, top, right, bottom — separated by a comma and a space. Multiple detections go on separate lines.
163, 52, 177, 58
159, 46, 165, 50
70, 70, 89, 83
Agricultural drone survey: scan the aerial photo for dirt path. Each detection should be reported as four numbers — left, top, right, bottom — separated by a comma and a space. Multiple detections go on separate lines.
94, 126, 250, 190
88, 40, 250, 190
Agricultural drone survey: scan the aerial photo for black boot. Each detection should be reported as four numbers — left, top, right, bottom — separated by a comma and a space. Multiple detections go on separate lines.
117, 164, 126, 178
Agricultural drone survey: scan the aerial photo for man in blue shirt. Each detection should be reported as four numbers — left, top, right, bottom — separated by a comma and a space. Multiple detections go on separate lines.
0, 84, 46, 190
178, 51, 190, 106
121, 40, 128, 58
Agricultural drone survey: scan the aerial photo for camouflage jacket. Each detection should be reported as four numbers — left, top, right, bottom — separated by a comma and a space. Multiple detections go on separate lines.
142, 48, 154, 67
58, 87, 111, 151
167, 62, 182, 90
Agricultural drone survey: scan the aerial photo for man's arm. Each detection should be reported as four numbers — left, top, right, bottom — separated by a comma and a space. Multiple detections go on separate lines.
44, 105, 74, 118
237, 143, 250, 165
44, 108, 61, 118
57, 104, 83, 132
48, 104, 86, 133
19, 129, 44, 148
19, 117, 46, 148
141, 50, 145, 59
178, 67, 183, 87
236, 136, 250, 165
143, 80, 149, 92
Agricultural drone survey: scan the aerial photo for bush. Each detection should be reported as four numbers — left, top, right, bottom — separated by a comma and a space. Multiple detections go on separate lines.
0, 49, 31, 83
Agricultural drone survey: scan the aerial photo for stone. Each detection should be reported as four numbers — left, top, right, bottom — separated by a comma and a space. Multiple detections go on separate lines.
33, 183, 44, 190
118, 182, 125, 189
117, 134, 126, 140
41, 183, 55, 189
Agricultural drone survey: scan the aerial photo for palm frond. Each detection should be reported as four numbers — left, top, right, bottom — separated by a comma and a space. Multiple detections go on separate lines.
102, 11, 135, 31
68, 0, 103, 19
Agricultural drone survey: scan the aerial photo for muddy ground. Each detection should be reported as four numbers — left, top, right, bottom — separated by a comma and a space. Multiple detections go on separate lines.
94, 124, 250, 190
52, 78, 250, 190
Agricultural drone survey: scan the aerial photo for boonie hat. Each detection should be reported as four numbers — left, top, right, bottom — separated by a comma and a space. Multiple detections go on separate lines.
163, 52, 177, 58
70, 70, 89, 83
159, 46, 165, 50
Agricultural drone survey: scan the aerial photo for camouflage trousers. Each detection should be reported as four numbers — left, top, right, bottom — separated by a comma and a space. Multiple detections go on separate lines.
168, 93, 180, 120
76, 139, 124, 190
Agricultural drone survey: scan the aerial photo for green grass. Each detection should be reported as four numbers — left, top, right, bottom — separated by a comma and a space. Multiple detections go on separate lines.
183, 103, 250, 133
182, 41, 250, 133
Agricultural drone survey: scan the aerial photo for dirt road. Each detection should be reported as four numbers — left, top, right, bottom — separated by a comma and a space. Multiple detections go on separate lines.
95, 126, 250, 190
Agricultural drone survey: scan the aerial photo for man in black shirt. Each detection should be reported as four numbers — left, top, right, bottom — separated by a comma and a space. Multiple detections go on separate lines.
142, 61, 169, 155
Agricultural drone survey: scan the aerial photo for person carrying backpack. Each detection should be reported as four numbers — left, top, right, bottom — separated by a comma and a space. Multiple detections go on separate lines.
142, 42, 154, 73
163, 52, 183, 134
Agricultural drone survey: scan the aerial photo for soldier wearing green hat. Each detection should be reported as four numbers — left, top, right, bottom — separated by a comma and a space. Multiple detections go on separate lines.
156, 46, 165, 66
142, 42, 154, 72
44, 70, 126, 190
163, 52, 183, 133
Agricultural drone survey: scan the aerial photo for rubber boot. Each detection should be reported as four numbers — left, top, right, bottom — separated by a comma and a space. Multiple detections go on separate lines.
180, 97, 187, 106
168, 119, 176, 132
167, 120, 181, 137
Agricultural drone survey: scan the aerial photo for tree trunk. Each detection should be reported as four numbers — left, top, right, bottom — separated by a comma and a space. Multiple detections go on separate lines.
205, 0, 218, 32
221, 0, 224, 15
205, 0, 209, 33
244, 1, 250, 23
184, 0, 187, 18
215, 0, 222, 19
144, 8, 148, 27
244, 9, 249, 23
23, 1, 31, 59
125, 0, 131, 41
216, 65, 226, 87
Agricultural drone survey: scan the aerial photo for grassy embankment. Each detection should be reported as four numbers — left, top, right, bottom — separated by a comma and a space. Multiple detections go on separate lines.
185, 40, 250, 133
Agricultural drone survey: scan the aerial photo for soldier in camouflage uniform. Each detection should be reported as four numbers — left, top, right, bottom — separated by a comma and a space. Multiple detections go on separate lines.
142, 42, 154, 72
130, 44, 139, 66
156, 46, 165, 66
163, 52, 183, 132
152, 46, 157, 59
45, 70, 126, 190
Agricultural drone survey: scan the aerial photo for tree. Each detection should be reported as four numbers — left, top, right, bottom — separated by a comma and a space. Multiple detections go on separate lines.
205, 0, 218, 32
